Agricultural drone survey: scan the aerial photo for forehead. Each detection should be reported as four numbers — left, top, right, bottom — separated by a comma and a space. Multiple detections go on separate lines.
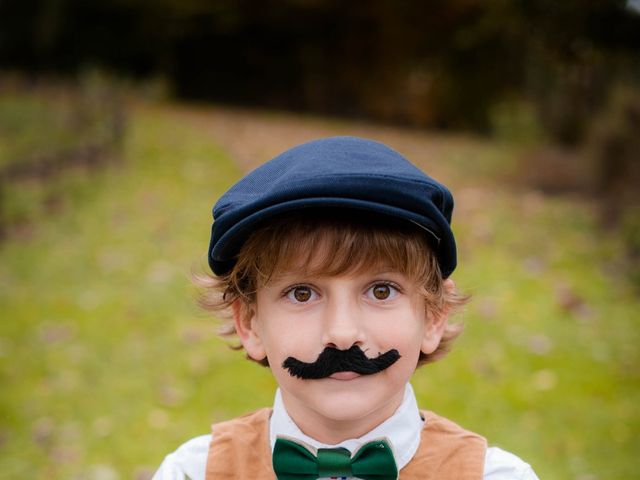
260, 226, 424, 286
271, 246, 399, 281
237, 210, 438, 290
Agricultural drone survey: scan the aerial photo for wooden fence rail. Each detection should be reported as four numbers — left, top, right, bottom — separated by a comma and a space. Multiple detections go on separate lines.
0, 94, 126, 239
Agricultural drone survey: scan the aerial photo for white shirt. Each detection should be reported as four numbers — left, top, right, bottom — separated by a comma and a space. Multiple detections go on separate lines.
154, 384, 539, 480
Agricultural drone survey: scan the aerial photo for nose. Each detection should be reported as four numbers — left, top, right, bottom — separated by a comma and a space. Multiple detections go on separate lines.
321, 293, 365, 351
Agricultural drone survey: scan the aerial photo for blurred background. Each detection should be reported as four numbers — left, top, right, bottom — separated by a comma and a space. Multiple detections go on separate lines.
1, 1, 639, 479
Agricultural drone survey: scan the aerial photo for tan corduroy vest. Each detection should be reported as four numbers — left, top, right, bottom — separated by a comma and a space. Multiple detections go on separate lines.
205, 408, 486, 480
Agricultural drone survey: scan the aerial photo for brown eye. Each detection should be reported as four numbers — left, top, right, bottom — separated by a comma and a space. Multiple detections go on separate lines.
293, 286, 312, 302
372, 284, 391, 300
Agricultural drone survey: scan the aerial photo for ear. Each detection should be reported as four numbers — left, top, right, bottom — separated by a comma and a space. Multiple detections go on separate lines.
420, 278, 454, 355
232, 299, 267, 362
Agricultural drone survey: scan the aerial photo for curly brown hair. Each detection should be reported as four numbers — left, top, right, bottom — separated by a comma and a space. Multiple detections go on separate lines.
195, 210, 468, 367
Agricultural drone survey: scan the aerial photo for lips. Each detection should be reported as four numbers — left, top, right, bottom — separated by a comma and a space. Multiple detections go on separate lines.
329, 371, 361, 380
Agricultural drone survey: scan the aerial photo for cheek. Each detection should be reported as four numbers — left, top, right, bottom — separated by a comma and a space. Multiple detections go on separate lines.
261, 326, 321, 364
375, 318, 425, 359
390, 333, 424, 377
375, 308, 424, 340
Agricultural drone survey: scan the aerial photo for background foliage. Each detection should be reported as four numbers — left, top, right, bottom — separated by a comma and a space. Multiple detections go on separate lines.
0, 87, 639, 479
1, 2, 640, 479
2, 0, 640, 136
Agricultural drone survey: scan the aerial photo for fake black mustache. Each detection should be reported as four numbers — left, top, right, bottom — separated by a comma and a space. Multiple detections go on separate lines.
282, 346, 401, 379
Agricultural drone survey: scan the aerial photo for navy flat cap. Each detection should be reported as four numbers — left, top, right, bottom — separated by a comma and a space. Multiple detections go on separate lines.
208, 136, 457, 278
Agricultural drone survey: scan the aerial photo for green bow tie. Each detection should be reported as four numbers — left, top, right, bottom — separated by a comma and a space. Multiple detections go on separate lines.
272, 437, 398, 480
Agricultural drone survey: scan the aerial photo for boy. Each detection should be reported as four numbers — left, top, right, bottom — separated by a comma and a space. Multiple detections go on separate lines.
154, 136, 539, 479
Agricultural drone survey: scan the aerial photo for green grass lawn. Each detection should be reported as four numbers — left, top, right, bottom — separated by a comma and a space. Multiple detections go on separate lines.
0, 100, 638, 479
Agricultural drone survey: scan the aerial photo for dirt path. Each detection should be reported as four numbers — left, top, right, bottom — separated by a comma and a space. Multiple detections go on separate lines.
157, 102, 499, 187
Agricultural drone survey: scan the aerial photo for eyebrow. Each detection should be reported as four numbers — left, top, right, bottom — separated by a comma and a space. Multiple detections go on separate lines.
269, 267, 406, 282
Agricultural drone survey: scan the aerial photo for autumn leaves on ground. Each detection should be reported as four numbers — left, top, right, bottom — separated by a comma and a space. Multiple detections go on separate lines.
0, 98, 638, 480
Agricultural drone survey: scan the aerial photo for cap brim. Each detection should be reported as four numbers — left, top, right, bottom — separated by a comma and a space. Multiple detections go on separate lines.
209, 197, 455, 277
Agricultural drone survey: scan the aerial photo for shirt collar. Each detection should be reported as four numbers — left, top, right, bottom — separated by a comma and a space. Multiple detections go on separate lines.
268, 383, 424, 470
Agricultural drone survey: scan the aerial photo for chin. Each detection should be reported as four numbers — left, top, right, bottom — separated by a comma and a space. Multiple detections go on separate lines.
318, 404, 373, 422
314, 377, 402, 414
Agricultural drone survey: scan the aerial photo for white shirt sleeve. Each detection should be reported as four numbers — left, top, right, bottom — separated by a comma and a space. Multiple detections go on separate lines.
152, 435, 211, 480
152, 437, 540, 480
484, 447, 540, 480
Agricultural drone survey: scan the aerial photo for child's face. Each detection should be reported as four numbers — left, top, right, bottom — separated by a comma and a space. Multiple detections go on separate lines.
234, 259, 448, 440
